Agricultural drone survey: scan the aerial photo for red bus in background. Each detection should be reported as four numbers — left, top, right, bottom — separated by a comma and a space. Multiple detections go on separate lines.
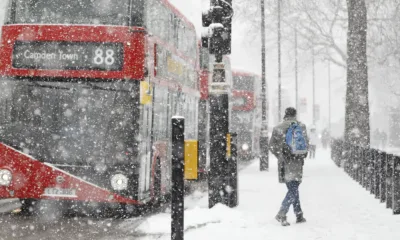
231, 70, 262, 161
0, 0, 199, 216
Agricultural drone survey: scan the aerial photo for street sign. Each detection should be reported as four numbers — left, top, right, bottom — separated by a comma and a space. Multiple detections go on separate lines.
315, 104, 320, 121
299, 98, 307, 113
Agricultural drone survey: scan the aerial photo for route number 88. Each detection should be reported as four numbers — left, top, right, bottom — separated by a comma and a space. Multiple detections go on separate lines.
94, 48, 115, 65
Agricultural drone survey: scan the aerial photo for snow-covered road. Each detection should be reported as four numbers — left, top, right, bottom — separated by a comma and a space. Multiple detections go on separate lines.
132, 149, 400, 240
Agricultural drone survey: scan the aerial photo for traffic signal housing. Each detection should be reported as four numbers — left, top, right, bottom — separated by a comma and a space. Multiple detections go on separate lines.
202, 0, 232, 57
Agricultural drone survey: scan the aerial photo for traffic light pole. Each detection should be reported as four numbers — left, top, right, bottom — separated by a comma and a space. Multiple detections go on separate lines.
278, 0, 282, 121
202, 0, 236, 208
208, 64, 231, 208
260, 0, 269, 171
312, 47, 316, 125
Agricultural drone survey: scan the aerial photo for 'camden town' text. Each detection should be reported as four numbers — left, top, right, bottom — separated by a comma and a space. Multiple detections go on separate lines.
23, 50, 79, 61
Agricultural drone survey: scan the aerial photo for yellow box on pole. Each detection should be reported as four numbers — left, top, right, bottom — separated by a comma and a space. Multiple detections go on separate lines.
140, 81, 152, 105
184, 140, 198, 180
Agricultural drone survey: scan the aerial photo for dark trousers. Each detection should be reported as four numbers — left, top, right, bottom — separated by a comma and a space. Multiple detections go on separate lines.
279, 181, 302, 216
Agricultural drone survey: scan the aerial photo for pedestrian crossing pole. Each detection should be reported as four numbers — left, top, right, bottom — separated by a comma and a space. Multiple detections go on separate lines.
202, 0, 236, 208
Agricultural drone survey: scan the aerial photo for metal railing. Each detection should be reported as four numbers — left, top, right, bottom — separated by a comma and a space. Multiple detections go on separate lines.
331, 139, 400, 214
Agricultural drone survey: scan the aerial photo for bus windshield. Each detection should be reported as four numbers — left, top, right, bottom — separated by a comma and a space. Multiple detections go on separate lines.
0, 79, 139, 166
233, 75, 255, 92
231, 111, 254, 133
14, 0, 133, 26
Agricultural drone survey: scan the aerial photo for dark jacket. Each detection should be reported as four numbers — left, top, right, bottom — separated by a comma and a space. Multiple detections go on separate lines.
269, 117, 309, 183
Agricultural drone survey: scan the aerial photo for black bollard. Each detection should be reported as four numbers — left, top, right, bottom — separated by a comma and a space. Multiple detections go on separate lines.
361, 148, 366, 188
339, 140, 345, 167
386, 154, 394, 209
364, 148, 371, 190
368, 148, 373, 191
348, 143, 353, 175
355, 146, 359, 182
360, 147, 364, 186
343, 142, 347, 172
344, 143, 350, 174
380, 152, 387, 203
344, 143, 349, 173
392, 156, 400, 214
370, 149, 376, 195
374, 150, 381, 198
171, 117, 184, 240
355, 146, 360, 181
361, 148, 365, 187
348, 145, 353, 178
347, 144, 351, 176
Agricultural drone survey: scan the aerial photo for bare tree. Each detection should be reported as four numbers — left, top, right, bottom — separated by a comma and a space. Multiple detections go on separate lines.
283, 0, 348, 68
345, 0, 370, 146
234, 0, 348, 68
235, 0, 400, 68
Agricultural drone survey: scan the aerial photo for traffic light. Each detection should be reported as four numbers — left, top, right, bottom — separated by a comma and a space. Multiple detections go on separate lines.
202, 0, 233, 58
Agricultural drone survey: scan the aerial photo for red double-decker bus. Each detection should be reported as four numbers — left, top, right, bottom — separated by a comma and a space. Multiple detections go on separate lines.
231, 70, 262, 161
0, 0, 199, 215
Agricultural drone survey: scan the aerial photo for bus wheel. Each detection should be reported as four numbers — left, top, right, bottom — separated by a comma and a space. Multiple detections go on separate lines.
19, 199, 36, 216
115, 204, 141, 218
36, 200, 64, 223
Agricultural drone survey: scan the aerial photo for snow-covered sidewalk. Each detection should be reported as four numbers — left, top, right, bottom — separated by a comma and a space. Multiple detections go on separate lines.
125, 149, 400, 240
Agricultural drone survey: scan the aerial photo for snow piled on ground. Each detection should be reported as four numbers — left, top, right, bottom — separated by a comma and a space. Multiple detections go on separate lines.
135, 203, 260, 239
115, 149, 400, 240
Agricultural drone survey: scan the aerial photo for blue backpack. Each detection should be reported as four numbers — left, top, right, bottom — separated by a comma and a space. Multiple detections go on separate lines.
285, 122, 308, 155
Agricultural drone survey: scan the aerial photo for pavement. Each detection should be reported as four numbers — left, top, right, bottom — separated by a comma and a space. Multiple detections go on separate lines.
131, 149, 400, 240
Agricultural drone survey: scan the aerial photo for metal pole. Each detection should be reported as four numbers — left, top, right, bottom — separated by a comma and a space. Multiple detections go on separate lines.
278, 0, 282, 121
312, 48, 315, 125
260, 0, 269, 171
328, 61, 331, 134
171, 117, 184, 240
208, 63, 230, 208
387, 154, 393, 209
295, 28, 298, 111
204, 0, 235, 208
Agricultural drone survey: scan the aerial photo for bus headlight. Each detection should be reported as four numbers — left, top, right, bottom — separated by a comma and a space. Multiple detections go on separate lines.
0, 169, 12, 186
110, 173, 128, 191
94, 163, 107, 173
242, 144, 249, 151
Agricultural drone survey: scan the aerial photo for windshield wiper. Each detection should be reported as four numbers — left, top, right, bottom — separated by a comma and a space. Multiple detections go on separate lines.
78, 81, 131, 92
27, 81, 71, 91
78, 81, 118, 91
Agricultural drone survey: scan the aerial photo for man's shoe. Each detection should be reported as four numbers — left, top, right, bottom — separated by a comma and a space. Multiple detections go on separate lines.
275, 214, 290, 226
296, 213, 306, 223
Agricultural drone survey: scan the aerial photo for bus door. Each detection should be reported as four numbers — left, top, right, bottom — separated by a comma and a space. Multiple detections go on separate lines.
138, 81, 154, 201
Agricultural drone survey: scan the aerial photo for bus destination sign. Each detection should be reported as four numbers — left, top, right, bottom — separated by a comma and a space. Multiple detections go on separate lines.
12, 41, 124, 71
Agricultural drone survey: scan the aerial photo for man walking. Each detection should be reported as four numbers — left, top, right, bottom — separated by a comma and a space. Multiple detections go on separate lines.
269, 107, 308, 226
